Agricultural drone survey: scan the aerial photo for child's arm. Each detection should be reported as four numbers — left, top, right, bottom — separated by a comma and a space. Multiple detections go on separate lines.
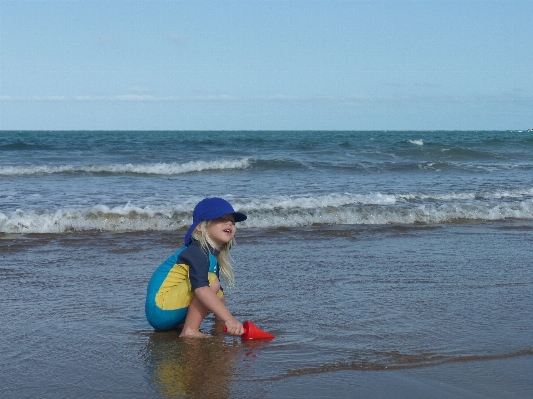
194, 286, 244, 335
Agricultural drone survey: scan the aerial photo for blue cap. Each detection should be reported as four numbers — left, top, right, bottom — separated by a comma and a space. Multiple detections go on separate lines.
184, 198, 247, 245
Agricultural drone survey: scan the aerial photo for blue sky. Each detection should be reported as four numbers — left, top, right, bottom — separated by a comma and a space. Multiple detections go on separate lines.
0, 0, 532, 131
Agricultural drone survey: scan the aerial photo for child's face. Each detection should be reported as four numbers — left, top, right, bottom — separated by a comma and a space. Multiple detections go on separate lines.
199, 214, 236, 249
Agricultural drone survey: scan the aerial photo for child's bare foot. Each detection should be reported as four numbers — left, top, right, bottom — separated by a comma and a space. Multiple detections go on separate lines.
179, 328, 209, 338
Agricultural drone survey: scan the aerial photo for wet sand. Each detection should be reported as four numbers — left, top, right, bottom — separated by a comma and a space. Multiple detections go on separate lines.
266, 354, 533, 399
2, 223, 532, 398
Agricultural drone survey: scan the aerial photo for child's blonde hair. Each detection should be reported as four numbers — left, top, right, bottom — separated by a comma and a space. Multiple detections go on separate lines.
191, 220, 235, 289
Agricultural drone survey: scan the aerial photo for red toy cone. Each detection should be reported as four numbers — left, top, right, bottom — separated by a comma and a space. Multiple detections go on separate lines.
223, 320, 275, 340
241, 321, 275, 340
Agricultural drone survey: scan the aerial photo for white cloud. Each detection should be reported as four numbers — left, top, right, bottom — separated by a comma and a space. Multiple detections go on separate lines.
32, 96, 67, 102
191, 94, 238, 102
115, 94, 158, 102
74, 96, 111, 102
1, 93, 530, 107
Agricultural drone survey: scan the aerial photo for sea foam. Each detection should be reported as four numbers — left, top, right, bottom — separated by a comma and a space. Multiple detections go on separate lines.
0, 158, 251, 176
1, 192, 532, 234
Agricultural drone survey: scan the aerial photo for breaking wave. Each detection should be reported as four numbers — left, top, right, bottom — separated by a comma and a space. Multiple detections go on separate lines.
0, 158, 252, 176
1, 191, 532, 234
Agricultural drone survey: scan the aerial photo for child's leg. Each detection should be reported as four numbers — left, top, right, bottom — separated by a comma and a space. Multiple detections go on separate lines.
178, 297, 209, 337
179, 279, 222, 338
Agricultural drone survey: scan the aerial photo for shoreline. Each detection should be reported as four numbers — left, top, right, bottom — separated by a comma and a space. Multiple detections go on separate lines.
265, 353, 533, 399
2, 218, 532, 398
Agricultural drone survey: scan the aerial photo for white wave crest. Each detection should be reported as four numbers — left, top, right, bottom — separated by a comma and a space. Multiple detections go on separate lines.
398, 187, 533, 202
240, 193, 396, 211
0, 204, 192, 234
409, 139, 424, 146
0, 158, 251, 176
2, 196, 532, 234
238, 201, 532, 228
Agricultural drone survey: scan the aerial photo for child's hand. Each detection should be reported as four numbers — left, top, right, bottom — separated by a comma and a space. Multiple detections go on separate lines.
224, 317, 244, 336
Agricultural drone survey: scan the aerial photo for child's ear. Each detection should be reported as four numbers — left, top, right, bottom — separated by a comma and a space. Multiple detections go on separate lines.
194, 224, 203, 233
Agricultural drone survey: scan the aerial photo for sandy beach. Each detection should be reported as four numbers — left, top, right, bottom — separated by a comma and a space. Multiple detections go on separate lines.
2, 224, 532, 398
266, 354, 533, 399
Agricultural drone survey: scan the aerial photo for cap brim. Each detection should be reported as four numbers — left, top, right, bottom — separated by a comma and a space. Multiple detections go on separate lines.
232, 212, 247, 222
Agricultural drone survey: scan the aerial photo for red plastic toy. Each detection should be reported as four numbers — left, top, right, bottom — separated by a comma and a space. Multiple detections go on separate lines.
223, 320, 275, 340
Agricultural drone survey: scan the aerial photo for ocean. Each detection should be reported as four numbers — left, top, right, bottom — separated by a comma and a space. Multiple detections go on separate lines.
1, 130, 532, 398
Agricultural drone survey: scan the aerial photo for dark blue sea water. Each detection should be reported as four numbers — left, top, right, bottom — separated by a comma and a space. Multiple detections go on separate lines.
1, 130, 533, 232
1, 131, 532, 398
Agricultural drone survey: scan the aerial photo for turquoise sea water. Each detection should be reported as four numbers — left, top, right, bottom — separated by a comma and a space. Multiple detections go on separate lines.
1, 130, 533, 232
1, 131, 532, 398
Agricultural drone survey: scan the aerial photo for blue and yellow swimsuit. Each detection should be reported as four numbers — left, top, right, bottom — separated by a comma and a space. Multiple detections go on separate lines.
145, 241, 223, 331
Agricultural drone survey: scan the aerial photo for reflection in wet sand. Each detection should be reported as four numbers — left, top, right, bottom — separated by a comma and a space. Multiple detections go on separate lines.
143, 325, 240, 398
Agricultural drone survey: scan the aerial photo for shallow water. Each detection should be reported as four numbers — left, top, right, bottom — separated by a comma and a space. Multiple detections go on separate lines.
2, 130, 532, 397
2, 221, 532, 398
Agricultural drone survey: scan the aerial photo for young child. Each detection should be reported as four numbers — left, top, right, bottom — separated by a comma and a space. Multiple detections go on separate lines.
145, 197, 246, 338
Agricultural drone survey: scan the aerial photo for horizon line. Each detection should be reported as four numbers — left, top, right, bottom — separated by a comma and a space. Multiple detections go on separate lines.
2, 129, 532, 133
